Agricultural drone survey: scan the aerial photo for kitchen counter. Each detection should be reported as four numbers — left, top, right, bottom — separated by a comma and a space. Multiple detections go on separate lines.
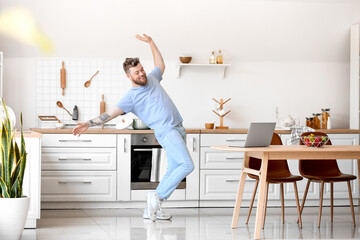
30, 128, 360, 134
30, 128, 201, 134
16, 130, 43, 138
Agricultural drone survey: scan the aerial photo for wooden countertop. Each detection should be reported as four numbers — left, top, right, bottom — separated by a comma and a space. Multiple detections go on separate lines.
15, 130, 43, 138
30, 128, 360, 135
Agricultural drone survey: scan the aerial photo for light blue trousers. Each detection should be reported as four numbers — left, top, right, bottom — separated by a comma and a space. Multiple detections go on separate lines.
155, 123, 194, 200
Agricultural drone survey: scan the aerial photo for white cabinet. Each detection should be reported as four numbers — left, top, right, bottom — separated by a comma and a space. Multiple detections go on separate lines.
20, 136, 41, 228
41, 134, 117, 202
281, 134, 359, 204
186, 134, 200, 200
117, 134, 131, 201
199, 134, 277, 202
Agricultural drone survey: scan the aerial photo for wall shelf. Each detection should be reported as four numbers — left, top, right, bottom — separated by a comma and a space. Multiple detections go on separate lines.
176, 63, 231, 79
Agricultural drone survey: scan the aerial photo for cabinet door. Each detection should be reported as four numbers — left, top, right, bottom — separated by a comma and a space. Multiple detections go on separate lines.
42, 147, 116, 170
186, 134, 200, 200
200, 170, 276, 200
19, 137, 41, 228
42, 171, 116, 202
327, 134, 359, 198
117, 134, 131, 201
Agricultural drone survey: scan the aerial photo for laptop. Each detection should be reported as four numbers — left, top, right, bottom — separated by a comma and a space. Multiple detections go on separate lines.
230, 122, 276, 148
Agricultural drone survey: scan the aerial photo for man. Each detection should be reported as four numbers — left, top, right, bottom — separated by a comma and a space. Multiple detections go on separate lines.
72, 34, 194, 221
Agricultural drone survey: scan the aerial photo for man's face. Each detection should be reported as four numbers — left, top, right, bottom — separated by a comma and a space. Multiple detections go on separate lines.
127, 63, 147, 86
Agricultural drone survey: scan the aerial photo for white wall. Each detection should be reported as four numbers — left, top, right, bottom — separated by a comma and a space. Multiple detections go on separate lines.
1, 0, 360, 129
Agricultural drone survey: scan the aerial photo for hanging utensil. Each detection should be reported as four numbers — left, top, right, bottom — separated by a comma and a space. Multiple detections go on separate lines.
56, 101, 72, 117
84, 70, 99, 88
60, 61, 66, 95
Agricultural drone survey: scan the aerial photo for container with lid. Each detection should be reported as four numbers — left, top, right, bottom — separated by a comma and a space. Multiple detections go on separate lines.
321, 108, 330, 129
312, 113, 321, 129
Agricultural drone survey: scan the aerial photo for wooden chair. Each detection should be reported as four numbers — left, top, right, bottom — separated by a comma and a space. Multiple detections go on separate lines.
299, 132, 356, 227
246, 133, 303, 228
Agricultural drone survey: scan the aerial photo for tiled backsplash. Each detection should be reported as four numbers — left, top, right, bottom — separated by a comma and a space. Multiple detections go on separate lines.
36, 58, 132, 126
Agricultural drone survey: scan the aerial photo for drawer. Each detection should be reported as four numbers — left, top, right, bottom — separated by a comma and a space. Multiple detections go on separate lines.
201, 147, 243, 169
201, 134, 246, 147
42, 134, 117, 148
200, 170, 275, 200
41, 171, 116, 202
42, 148, 116, 170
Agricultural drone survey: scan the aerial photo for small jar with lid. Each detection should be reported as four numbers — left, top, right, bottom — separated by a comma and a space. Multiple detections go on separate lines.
312, 113, 321, 129
306, 117, 311, 127
308, 117, 315, 128
321, 108, 330, 129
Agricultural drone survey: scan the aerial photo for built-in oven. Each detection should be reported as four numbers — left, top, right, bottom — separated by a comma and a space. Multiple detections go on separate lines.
131, 134, 186, 190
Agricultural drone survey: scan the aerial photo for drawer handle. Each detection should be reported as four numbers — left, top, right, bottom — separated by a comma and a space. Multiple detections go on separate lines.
225, 139, 244, 142
58, 180, 92, 184
225, 179, 239, 182
58, 140, 92, 142
225, 157, 242, 160
58, 158, 92, 161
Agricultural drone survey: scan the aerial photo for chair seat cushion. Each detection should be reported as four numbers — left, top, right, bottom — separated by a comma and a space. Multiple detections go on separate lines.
303, 173, 357, 182
248, 174, 303, 183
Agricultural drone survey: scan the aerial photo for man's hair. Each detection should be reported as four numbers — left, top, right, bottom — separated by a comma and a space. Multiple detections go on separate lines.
123, 58, 140, 73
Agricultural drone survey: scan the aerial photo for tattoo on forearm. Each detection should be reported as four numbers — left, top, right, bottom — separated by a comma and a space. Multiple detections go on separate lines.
88, 113, 111, 126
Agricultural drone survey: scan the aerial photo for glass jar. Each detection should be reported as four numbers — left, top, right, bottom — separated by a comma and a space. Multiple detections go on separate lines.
321, 108, 330, 129
306, 117, 310, 127
312, 113, 321, 129
308, 117, 314, 128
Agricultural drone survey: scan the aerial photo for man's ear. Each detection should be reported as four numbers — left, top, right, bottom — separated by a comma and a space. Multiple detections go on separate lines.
126, 73, 131, 79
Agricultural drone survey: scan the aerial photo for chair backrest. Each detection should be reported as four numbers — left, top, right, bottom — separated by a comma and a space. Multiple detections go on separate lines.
299, 132, 341, 177
248, 133, 291, 178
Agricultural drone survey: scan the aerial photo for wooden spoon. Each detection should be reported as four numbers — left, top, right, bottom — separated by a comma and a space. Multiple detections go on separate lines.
84, 70, 99, 88
56, 101, 72, 117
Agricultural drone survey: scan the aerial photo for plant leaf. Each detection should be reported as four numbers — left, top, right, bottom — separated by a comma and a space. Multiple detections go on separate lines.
11, 178, 19, 198
1, 122, 10, 191
14, 141, 20, 165
0, 177, 10, 198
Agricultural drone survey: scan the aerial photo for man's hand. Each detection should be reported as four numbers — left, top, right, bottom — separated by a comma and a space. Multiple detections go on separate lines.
136, 34, 153, 44
72, 122, 90, 137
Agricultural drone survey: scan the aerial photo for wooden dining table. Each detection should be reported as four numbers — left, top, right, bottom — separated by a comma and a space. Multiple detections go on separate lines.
211, 145, 360, 240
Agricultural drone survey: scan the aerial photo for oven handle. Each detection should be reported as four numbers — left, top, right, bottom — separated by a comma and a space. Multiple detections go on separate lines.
133, 148, 154, 152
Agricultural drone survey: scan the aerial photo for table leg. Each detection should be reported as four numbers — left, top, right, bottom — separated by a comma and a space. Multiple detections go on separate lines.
254, 152, 269, 239
231, 152, 249, 228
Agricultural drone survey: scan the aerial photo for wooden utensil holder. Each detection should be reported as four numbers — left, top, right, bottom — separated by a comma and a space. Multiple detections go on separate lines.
212, 98, 231, 129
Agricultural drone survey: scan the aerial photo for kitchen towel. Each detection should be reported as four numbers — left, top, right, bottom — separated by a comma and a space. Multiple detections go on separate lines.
289, 125, 315, 145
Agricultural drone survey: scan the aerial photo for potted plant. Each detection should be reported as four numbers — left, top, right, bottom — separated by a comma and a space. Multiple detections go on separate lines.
0, 100, 29, 240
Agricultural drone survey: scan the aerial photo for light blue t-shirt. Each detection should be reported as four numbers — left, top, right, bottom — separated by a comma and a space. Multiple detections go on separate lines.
116, 67, 183, 138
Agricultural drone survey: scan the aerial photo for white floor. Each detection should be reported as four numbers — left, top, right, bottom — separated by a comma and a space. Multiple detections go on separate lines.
22, 206, 360, 240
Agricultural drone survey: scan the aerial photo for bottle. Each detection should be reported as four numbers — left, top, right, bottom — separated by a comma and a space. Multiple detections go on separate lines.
216, 50, 223, 64
72, 105, 78, 120
209, 51, 216, 64
327, 117, 332, 129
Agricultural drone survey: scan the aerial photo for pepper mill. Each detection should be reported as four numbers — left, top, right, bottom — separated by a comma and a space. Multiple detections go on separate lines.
100, 94, 106, 129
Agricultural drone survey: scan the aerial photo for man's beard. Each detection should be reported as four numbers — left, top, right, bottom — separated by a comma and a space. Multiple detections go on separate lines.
132, 75, 147, 86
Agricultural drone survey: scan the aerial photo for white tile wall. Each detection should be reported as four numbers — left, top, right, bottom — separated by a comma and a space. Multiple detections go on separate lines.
35, 58, 131, 126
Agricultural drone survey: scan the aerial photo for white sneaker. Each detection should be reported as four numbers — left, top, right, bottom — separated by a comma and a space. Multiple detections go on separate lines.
143, 207, 172, 220
147, 192, 161, 221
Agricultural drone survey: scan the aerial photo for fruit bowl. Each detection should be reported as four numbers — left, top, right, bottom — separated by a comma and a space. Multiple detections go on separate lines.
300, 134, 329, 148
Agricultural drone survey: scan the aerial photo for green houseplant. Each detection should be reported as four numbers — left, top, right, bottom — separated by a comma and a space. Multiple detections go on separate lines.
0, 99, 29, 240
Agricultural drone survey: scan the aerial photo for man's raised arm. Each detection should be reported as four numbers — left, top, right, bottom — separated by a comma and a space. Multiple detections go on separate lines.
136, 34, 165, 75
